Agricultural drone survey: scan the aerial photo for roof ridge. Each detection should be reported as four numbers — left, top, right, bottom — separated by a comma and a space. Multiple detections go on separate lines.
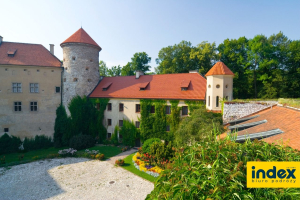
1, 41, 43, 46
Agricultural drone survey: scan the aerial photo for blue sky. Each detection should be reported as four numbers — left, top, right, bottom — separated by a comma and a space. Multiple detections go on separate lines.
1, 0, 299, 72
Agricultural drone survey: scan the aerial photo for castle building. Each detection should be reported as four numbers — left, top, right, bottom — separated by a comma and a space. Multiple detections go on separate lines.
0, 36, 62, 138
0, 28, 234, 140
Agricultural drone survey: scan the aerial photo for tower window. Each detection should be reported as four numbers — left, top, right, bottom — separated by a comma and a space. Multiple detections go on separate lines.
216, 96, 219, 107
208, 96, 210, 107
73, 78, 78, 82
226, 84, 228, 88
64, 78, 66, 82
216, 84, 220, 88
88, 79, 91, 82
208, 84, 211, 88
56, 87, 60, 93
72, 56, 76, 61
4, 128, 9, 133
65, 67, 68, 70
86, 67, 89, 71
90, 59, 93, 62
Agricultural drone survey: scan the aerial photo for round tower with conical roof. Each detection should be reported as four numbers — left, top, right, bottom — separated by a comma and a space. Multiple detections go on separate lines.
61, 28, 101, 111
205, 62, 234, 111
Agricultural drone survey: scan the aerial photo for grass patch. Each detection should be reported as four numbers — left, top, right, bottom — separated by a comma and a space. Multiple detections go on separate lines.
0, 145, 122, 168
278, 98, 300, 108
121, 153, 157, 183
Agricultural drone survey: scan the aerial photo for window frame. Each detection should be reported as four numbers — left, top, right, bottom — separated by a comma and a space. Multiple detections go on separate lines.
12, 83, 22, 93
55, 86, 61, 93
150, 105, 155, 113
30, 83, 39, 93
165, 105, 171, 115
216, 96, 219, 107
119, 120, 123, 127
4, 128, 9, 133
166, 125, 170, 132
107, 103, 112, 111
182, 106, 188, 116
30, 101, 38, 112
135, 121, 140, 128
119, 103, 124, 112
14, 101, 22, 112
108, 119, 112, 126
136, 104, 141, 113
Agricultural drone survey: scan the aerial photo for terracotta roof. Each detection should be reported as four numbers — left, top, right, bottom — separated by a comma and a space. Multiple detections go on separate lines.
205, 62, 234, 76
235, 106, 300, 150
89, 73, 207, 100
61, 28, 101, 50
0, 42, 61, 67
181, 80, 190, 88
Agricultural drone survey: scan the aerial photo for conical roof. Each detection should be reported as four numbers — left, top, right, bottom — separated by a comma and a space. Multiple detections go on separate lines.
61, 28, 101, 50
205, 62, 234, 76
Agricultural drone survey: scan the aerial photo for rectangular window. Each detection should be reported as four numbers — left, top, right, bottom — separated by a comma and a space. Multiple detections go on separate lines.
166, 106, 171, 114
119, 120, 123, 127
216, 96, 219, 107
30, 83, 39, 93
14, 102, 22, 111
119, 134, 123, 139
119, 103, 124, 112
136, 104, 140, 113
96, 103, 100, 110
135, 121, 140, 128
182, 106, 188, 116
4, 128, 9, 133
30, 102, 38, 111
107, 103, 112, 111
150, 105, 155, 113
12, 83, 22, 93
107, 133, 111, 139
108, 119, 112, 126
166, 125, 170, 131
208, 96, 210, 107
56, 87, 60, 93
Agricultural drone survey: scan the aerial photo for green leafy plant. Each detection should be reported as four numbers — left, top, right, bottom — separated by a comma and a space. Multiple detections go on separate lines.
111, 126, 119, 146
23, 135, 53, 151
142, 138, 162, 154
0, 133, 22, 155
69, 134, 95, 150
119, 120, 137, 147
115, 159, 125, 166
0, 156, 5, 164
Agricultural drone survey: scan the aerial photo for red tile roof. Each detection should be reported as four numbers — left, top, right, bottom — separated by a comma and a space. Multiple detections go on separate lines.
181, 80, 190, 88
61, 28, 101, 50
236, 106, 300, 150
205, 62, 234, 76
89, 73, 207, 100
0, 42, 61, 67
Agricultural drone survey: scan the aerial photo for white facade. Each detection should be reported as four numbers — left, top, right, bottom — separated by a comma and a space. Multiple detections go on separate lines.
206, 75, 233, 111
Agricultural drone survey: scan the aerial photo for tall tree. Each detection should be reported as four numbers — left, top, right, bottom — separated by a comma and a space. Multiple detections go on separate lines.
99, 60, 108, 76
131, 52, 151, 73
121, 62, 135, 76
107, 65, 122, 77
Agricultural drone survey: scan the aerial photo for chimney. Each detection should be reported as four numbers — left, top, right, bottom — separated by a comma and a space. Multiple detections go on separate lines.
49, 44, 54, 54
189, 70, 198, 73
136, 70, 144, 79
0, 36, 3, 45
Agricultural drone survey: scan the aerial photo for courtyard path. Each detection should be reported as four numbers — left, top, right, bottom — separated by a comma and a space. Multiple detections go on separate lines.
0, 150, 153, 200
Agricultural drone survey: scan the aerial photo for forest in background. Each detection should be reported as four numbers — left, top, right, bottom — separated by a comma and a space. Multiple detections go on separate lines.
99, 32, 300, 99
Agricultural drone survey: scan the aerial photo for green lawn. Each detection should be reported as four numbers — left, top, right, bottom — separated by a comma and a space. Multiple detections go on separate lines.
0, 145, 122, 167
121, 153, 157, 183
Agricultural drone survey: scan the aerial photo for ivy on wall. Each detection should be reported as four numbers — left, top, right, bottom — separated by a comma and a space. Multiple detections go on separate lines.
140, 99, 205, 142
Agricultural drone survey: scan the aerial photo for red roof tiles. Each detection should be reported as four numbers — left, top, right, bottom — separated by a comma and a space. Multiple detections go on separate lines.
236, 106, 300, 150
61, 28, 101, 50
0, 42, 61, 67
205, 62, 234, 76
89, 73, 207, 100
181, 80, 190, 88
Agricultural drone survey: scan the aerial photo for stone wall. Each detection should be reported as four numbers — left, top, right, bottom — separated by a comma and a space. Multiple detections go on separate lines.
223, 102, 276, 124
61, 43, 100, 113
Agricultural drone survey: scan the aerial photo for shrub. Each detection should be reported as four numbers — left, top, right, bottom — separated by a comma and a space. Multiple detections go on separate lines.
149, 141, 175, 168
115, 159, 124, 166
146, 132, 300, 199
58, 148, 77, 157
95, 153, 105, 160
111, 126, 119, 146
69, 134, 95, 150
23, 135, 53, 151
0, 156, 5, 164
0, 133, 22, 155
119, 120, 137, 146
142, 138, 162, 154
54, 105, 69, 147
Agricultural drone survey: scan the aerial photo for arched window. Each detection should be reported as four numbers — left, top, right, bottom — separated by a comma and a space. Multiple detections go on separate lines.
208, 84, 211, 88
216, 96, 219, 107
216, 84, 220, 88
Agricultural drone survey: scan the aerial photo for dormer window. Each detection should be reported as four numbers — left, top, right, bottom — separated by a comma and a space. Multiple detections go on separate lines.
181, 80, 190, 91
139, 82, 149, 91
7, 49, 17, 57
102, 82, 112, 91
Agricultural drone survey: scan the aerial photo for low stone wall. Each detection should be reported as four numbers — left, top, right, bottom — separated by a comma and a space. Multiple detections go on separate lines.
223, 102, 276, 124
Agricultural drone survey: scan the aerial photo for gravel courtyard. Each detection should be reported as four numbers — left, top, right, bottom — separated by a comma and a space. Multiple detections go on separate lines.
0, 153, 154, 200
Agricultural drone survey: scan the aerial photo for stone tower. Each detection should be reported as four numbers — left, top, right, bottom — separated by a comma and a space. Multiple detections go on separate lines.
205, 62, 234, 111
60, 28, 101, 111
